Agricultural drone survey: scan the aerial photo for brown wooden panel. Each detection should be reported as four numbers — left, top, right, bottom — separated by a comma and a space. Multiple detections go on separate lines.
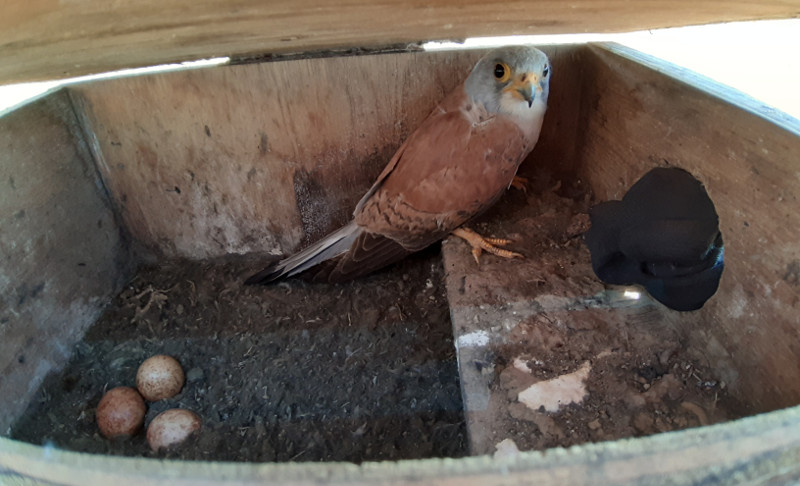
2, 405, 800, 484
2, 0, 800, 83
0, 91, 132, 433
576, 43, 800, 412
69, 46, 583, 260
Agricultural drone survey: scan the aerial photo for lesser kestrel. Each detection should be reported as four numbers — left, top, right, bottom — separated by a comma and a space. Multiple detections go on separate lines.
246, 45, 551, 284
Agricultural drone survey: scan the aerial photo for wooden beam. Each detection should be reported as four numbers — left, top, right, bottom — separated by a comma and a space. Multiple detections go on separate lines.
2, 0, 799, 84
3, 405, 800, 484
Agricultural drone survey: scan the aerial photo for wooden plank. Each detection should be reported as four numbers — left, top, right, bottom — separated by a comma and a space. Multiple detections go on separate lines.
576, 43, 800, 412
68, 46, 581, 260
0, 91, 133, 433
2, 404, 800, 485
2, 0, 800, 84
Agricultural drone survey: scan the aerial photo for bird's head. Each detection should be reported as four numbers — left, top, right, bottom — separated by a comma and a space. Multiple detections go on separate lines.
465, 45, 550, 116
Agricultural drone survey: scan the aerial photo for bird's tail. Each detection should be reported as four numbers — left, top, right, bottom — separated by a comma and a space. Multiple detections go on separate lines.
244, 222, 361, 284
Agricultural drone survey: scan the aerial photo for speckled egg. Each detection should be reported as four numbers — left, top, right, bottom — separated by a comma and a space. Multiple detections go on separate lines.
136, 354, 185, 401
96, 386, 146, 439
146, 409, 202, 451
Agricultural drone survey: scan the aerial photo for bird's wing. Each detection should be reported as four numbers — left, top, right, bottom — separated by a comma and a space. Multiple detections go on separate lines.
298, 230, 413, 283
243, 221, 362, 284
304, 88, 532, 283
354, 85, 531, 250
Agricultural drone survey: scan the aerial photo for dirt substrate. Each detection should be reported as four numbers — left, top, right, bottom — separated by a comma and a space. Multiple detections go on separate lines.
11, 172, 749, 462
11, 247, 467, 462
441, 173, 749, 455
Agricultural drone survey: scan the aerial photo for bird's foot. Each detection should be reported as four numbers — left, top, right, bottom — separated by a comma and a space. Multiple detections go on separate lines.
451, 227, 523, 264
511, 175, 528, 192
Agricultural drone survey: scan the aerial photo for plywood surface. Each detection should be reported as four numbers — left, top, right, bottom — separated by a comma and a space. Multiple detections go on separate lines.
69, 46, 582, 260
576, 44, 800, 412
2, 404, 800, 485
2, 0, 800, 84
0, 91, 132, 433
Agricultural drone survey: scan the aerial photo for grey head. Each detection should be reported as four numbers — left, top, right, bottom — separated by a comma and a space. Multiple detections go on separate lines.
464, 45, 551, 114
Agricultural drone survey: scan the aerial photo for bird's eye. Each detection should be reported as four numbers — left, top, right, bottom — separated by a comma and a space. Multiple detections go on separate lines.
543, 66, 550, 77
493, 62, 510, 82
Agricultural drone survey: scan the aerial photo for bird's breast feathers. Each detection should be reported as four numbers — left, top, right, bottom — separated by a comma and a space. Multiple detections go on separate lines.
499, 95, 547, 142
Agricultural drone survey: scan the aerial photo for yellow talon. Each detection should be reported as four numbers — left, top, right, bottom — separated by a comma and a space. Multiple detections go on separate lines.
452, 227, 523, 264
484, 237, 514, 246
511, 175, 528, 192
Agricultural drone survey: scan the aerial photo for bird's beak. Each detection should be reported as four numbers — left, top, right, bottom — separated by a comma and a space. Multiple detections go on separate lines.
503, 72, 539, 107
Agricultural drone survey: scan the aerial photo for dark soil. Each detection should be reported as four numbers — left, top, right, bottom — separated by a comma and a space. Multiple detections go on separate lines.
10, 170, 749, 463
10, 247, 467, 462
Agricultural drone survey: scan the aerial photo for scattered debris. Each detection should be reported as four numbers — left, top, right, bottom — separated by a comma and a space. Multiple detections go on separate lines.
493, 438, 521, 459
518, 361, 591, 413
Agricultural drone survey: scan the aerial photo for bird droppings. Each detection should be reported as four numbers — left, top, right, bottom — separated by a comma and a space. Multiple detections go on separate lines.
493, 437, 521, 458
512, 356, 535, 373
456, 330, 491, 348
10, 246, 467, 462
517, 361, 591, 413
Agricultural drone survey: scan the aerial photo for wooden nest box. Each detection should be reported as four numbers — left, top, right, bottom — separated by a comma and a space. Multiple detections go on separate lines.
2, 2, 800, 484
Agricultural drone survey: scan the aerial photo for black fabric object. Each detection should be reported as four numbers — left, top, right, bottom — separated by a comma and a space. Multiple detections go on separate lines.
585, 167, 724, 311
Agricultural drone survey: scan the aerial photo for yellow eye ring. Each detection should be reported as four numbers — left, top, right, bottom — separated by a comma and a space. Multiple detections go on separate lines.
493, 62, 511, 83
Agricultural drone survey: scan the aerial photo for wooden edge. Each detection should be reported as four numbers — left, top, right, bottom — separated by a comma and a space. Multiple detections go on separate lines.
2, 404, 800, 485
1, 1, 798, 84
592, 42, 800, 138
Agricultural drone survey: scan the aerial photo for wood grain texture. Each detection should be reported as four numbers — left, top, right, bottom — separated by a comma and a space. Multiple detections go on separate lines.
2, 0, 800, 83
2, 42, 800, 484
2, 405, 800, 485
0, 91, 131, 433
577, 43, 800, 412
69, 46, 582, 260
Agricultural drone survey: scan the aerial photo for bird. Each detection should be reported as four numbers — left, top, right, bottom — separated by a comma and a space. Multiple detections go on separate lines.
245, 45, 551, 284
584, 167, 724, 311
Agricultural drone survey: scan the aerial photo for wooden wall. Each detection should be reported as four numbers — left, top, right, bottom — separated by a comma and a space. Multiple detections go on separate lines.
576, 44, 800, 412
2, 0, 799, 84
69, 46, 584, 260
0, 91, 132, 433
2, 405, 800, 484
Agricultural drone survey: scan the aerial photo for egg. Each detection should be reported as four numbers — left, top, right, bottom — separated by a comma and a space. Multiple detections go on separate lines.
136, 354, 185, 401
96, 386, 146, 439
146, 409, 202, 451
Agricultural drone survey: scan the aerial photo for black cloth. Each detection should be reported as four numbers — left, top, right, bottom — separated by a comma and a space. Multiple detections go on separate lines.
585, 167, 724, 311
